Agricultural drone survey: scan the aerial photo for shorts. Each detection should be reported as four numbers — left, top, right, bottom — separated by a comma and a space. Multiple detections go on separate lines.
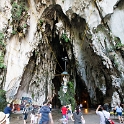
117, 112, 122, 116
24, 113, 28, 120
62, 115, 66, 118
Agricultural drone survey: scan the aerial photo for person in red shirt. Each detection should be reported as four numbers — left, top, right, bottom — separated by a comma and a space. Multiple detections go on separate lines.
61, 105, 67, 118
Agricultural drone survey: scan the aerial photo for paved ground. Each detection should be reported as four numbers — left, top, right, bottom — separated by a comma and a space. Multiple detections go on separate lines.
10, 109, 121, 124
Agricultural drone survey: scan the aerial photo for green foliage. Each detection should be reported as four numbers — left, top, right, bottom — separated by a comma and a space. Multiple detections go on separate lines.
0, 55, 6, 69
23, 24, 27, 28
58, 81, 76, 111
11, 1, 28, 36
11, 2, 28, 21
61, 33, 70, 42
40, 20, 43, 26
0, 32, 5, 47
0, 90, 7, 111
111, 37, 124, 50
114, 42, 124, 50
0, 32, 6, 69
32, 93, 34, 99
0, 33, 4, 43
12, 30, 17, 35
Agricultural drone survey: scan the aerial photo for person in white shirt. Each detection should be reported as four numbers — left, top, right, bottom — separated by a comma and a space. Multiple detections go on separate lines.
115, 103, 123, 123
96, 105, 110, 124
30, 110, 35, 124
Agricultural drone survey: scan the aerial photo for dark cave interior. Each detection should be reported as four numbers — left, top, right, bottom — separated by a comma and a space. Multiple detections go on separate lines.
50, 35, 92, 109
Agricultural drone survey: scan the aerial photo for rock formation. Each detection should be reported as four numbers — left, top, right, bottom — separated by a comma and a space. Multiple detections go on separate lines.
0, 0, 123, 107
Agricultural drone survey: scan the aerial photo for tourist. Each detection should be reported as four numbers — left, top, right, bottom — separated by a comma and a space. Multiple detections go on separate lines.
30, 110, 35, 124
79, 103, 83, 111
39, 101, 54, 124
96, 105, 110, 124
61, 105, 68, 119
37, 106, 41, 124
23, 104, 29, 124
0, 112, 7, 124
114, 103, 123, 123
34, 114, 38, 124
71, 106, 85, 124
4, 103, 14, 124
66, 105, 72, 120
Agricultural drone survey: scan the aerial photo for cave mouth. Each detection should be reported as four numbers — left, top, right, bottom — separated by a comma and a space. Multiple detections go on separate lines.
51, 58, 92, 109
75, 75, 91, 108
50, 31, 92, 109
51, 73, 92, 109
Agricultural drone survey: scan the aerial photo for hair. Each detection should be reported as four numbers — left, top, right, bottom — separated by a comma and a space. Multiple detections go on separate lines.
117, 103, 121, 108
43, 101, 48, 105
75, 106, 80, 115
31, 110, 35, 115
103, 105, 107, 110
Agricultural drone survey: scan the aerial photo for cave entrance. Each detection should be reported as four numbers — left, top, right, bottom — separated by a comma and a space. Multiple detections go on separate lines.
50, 31, 69, 108
50, 30, 91, 109
75, 75, 91, 108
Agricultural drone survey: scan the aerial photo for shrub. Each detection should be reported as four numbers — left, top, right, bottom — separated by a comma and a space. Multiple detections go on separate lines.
0, 90, 7, 111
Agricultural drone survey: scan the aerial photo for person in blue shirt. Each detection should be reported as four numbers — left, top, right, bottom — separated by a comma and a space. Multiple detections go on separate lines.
39, 101, 54, 124
115, 103, 123, 123
4, 103, 14, 124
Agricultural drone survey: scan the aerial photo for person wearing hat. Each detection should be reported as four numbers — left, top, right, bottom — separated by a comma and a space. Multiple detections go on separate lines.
0, 112, 7, 124
39, 101, 54, 124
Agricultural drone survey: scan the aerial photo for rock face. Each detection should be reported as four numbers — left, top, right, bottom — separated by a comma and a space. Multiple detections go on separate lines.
0, 0, 124, 107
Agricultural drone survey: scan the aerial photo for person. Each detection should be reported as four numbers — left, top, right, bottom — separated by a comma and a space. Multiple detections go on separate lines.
71, 106, 85, 124
4, 103, 14, 124
66, 106, 72, 120
61, 105, 68, 119
39, 101, 54, 124
0, 112, 7, 124
34, 114, 38, 124
30, 110, 35, 124
37, 106, 41, 124
23, 104, 29, 124
115, 103, 123, 123
96, 105, 110, 124
79, 103, 83, 111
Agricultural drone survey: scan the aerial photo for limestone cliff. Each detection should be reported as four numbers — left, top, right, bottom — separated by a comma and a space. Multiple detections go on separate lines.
0, 0, 124, 107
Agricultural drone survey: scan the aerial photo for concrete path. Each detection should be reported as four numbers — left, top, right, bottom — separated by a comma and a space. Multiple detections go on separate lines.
10, 109, 121, 124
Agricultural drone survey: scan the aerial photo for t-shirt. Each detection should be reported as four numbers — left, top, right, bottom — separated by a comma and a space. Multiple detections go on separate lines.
73, 112, 83, 123
4, 107, 12, 114
30, 113, 35, 120
116, 106, 123, 113
61, 106, 67, 115
39, 105, 50, 123
96, 110, 110, 124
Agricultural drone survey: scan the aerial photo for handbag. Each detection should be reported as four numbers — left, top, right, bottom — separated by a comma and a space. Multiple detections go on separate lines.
104, 118, 110, 124
81, 119, 85, 124
108, 119, 115, 124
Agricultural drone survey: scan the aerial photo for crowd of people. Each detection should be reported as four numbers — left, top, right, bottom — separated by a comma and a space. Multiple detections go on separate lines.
0, 102, 124, 124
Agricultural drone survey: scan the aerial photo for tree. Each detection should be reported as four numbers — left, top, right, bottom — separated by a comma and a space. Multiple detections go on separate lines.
58, 81, 76, 111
